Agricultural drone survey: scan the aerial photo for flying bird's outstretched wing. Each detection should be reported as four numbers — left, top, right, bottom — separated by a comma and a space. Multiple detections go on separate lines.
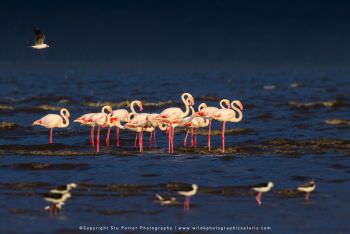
34, 27, 45, 45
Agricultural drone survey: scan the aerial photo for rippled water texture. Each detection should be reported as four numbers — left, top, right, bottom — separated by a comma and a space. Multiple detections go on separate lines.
0, 69, 349, 233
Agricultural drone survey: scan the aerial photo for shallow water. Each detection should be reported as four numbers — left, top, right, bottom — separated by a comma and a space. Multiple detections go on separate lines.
0, 68, 350, 233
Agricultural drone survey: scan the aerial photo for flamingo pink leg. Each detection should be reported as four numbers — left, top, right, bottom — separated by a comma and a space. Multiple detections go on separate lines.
171, 126, 175, 153
153, 130, 157, 146
149, 131, 153, 148
194, 131, 197, 147
190, 128, 194, 147
90, 126, 95, 145
208, 119, 212, 151
222, 121, 226, 153
139, 128, 144, 153
184, 130, 189, 146
134, 133, 138, 148
116, 127, 120, 146
96, 126, 101, 153
168, 126, 171, 153
106, 127, 111, 146
49, 128, 53, 144
255, 192, 262, 205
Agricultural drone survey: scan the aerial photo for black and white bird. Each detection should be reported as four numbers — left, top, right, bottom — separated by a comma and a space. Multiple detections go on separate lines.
177, 184, 198, 211
252, 181, 274, 205
155, 193, 177, 206
30, 27, 50, 49
50, 183, 77, 194
297, 180, 316, 201
44, 192, 71, 214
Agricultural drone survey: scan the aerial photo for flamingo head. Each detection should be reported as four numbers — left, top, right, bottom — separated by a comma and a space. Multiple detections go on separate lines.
237, 101, 244, 110
74, 117, 84, 124
223, 99, 231, 108
187, 96, 195, 106
107, 106, 113, 113
102, 105, 113, 114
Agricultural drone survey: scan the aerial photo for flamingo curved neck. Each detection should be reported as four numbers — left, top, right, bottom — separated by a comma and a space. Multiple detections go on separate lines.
101, 106, 110, 114
59, 109, 70, 127
158, 123, 167, 131
220, 99, 230, 109
198, 103, 207, 111
231, 101, 243, 122
130, 101, 139, 114
181, 93, 191, 118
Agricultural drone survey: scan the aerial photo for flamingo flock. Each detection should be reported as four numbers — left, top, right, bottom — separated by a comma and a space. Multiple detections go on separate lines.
32, 93, 244, 153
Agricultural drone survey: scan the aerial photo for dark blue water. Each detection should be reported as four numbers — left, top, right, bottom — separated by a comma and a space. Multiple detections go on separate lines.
0, 68, 349, 233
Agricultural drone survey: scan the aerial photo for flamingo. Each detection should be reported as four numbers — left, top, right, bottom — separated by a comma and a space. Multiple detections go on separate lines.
74, 113, 96, 145
106, 100, 143, 146
212, 100, 243, 153
87, 106, 113, 153
124, 111, 152, 153
32, 108, 70, 144
183, 116, 209, 147
156, 93, 195, 153
195, 99, 231, 151
145, 113, 164, 147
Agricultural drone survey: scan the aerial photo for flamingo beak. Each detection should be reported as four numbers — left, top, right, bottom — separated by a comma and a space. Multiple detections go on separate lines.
139, 104, 143, 112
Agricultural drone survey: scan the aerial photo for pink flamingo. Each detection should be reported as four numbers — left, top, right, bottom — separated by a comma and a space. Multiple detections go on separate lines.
212, 100, 243, 153
183, 116, 209, 147
145, 113, 165, 148
124, 112, 151, 153
87, 106, 113, 153
74, 113, 96, 145
32, 108, 70, 144
196, 99, 231, 151
156, 93, 194, 153
106, 100, 143, 146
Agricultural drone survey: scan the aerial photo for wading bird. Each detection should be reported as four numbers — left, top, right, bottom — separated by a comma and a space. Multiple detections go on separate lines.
212, 100, 243, 153
177, 184, 198, 212
297, 180, 316, 201
50, 183, 77, 194
44, 192, 71, 215
106, 100, 143, 146
32, 108, 70, 144
252, 181, 274, 205
74, 113, 96, 145
156, 93, 195, 153
196, 99, 231, 151
87, 106, 113, 152
155, 193, 177, 206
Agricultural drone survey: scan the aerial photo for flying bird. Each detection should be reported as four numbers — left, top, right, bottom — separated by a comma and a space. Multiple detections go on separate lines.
30, 27, 50, 49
